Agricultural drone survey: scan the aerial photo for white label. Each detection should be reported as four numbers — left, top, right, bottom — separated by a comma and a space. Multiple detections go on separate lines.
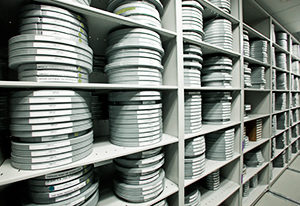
29, 97, 72, 104
70, 196, 85, 206
31, 158, 72, 170
29, 116, 71, 124
29, 104, 73, 110
32, 152, 72, 163
50, 181, 87, 198
31, 146, 72, 156
32, 91, 75, 96
45, 171, 83, 185
32, 128, 73, 137
29, 140, 71, 150
45, 166, 83, 179
31, 122, 73, 130
53, 178, 80, 191
55, 190, 80, 202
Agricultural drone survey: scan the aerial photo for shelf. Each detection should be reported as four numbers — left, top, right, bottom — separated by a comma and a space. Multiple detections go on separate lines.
0, 134, 178, 186
200, 0, 240, 25
291, 54, 300, 61
272, 129, 286, 138
272, 109, 289, 115
243, 138, 270, 154
244, 56, 270, 67
184, 121, 241, 140
243, 23, 269, 41
242, 185, 268, 206
184, 86, 241, 91
184, 153, 240, 187
272, 89, 289, 92
271, 164, 288, 185
272, 66, 289, 73
244, 88, 270, 92
271, 148, 285, 161
199, 179, 240, 206
183, 37, 240, 58
244, 114, 270, 123
290, 137, 299, 146
292, 121, 300, 127
291, 72, 300, 77
0, 81, 178, 90
242, 162, 269, 184
97, 178, 178, 206
272, 42, 290, 55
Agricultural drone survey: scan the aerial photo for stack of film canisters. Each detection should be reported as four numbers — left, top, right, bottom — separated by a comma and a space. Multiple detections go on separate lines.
202, 55, 232, 87
243, 30, 250, 57
183, 43, 203, 87
8, 4, 93, 83
205, 128, 234, 161
292, 141, 298, 153
208, 0, 231, 13
272, 115, 277, 135
275, 93, 286, 110
250, 40, 268, 63
285, 147, 291, 163
107, 0, 163, 28
202, 91, 232, 124
185, 92, 202, 134
276, 53, 287, 70
9, 90, 93, 170
292, 61, 299, 75
182, 0, 204, 42
250, 174, 258, 188
276, 32, 288, 50
91, 93, 108, 120
244, 135, 249, 149
276, 72, 287, 90
275, 132, 286, 149
272, 46, 276, 66
244, 104, 251, 117
272, 69, 276, 90
273, 152, 285, 167
242, 181, 250, 197
271, 138, 276, 158
113, 147, 165, 203
89, 55, 107, 83
255, 119, 262, 141
244, 62, 252, 87
152, 199, 168, 206
244, 149, 264, 167
277, 112, 287, 130
108, 91, 162, 147
250, 66, 266, 89
184, 187, 201, 206
206, 170, 220, 191
292, 44, 300, 58
203, 18, 233, 50
242, 164, 247, 176
105, 28, 164, 85
185, 136, 206, 179
24, 165, 99, 205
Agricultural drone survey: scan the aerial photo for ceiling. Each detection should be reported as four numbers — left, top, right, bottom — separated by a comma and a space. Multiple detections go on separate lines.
255, 0, 300, 42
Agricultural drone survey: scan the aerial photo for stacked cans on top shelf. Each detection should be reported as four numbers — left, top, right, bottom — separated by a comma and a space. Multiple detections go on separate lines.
243, 30, 250, 57
108, 91, 163, 147
202, 55, 233, 87
202, 91, 232, 124
250, 40, 268, 63
276, 32, 288, 50
24, 165, 99, 206
9, 4, 93, 83
183, 44, 203, 87
185, 92, 202, 134
205, 128, 235, 161
105, 28, 164, 85
208, 0, 231, 13
9, 90, 93, 170
185, 136, 206, 179
203, 18, 233, 50
250, 66, 266, 89
107, 0, 164, 28
113, 147, 165, 203
182, 0, 204, 42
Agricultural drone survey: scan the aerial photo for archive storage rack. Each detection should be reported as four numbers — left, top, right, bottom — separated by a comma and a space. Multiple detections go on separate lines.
0, 0, 298, 205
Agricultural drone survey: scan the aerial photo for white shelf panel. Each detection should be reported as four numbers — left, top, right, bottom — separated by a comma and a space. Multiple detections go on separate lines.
0, 134, 178, 186
242, 185, 268, 206
243, 23, 269, 41
97, 178, 178, 206
290, 137, 299, 146
271, 164, 287, 185
244, 56, 270, 67
272, 42, 290, 55
271, 148, 285, 161
291, 54, 300, 61
200, 179, 240, 206
243, 138, 270, 154
184, 153, 240, 187
244, 114, 270, 123
272, 89, 289, 92
242, 162, 269, 184
244, 88, 270, 92
291, 72, 300, 77
184, 86, 241, 91
290, 153, 298, 164
0, 81, 178, 90
184, 121, 241, 140
292, 121, 300, 127
272, 66, 289, 73
183, 37, 240, 58
272, 129, 286, 138
272, 109, 289, 115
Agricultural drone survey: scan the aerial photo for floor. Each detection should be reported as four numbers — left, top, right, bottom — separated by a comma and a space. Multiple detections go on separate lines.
255, 155, 300, 206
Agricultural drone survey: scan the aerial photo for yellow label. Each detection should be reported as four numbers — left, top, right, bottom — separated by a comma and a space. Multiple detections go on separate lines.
116, 7, 136, 15
78, 67, 82, 71
81, 23, 85, 28
79, 73, 82, 78
86, 178, 90, 184
74, 132, 78, 136
80, 28, 83, 33
78, 79, 82, 83
78, 33, 82, 37
79, 39, 82, 43
77, 15, 82, 20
